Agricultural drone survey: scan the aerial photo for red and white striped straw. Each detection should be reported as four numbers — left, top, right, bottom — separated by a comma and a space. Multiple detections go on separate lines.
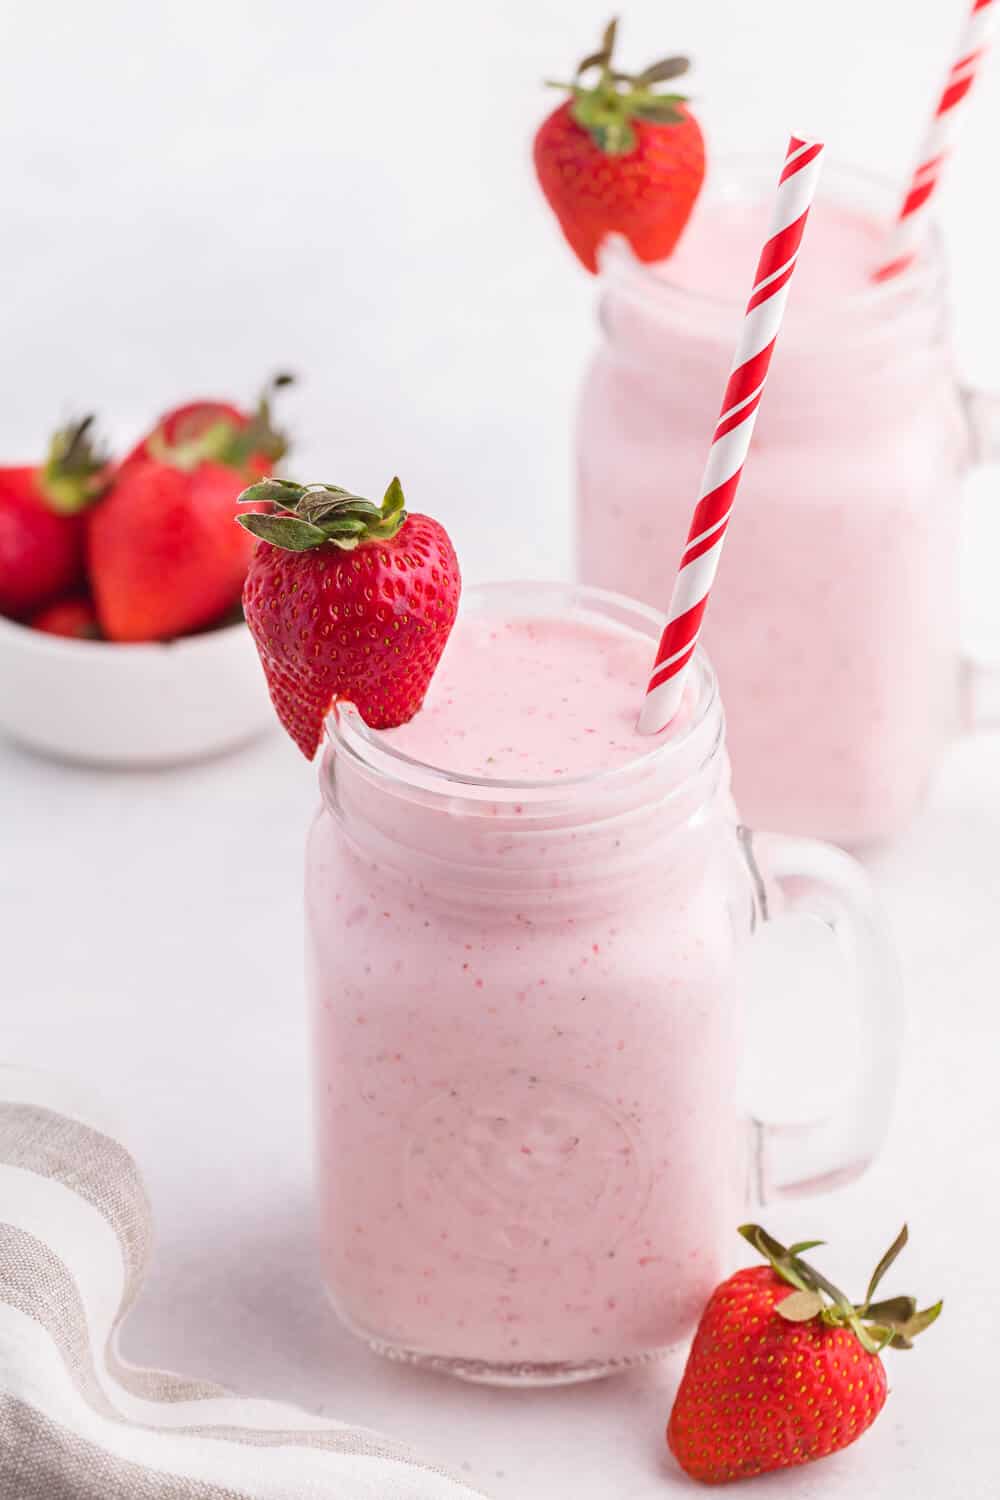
875, 0, 997, 281
638, 134, 824, 735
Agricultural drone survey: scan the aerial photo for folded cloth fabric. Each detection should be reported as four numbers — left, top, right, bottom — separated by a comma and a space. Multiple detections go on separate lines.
0, 1068, 486, 1499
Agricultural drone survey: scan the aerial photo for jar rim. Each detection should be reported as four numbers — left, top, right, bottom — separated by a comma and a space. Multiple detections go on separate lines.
326, 581, 723, 806
597, 154, 946, 331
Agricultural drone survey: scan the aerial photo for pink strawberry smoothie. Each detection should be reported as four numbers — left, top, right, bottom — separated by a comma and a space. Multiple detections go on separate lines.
577, 175, 969, 844
376, 613, 673, 777
307, 588, 747, 1377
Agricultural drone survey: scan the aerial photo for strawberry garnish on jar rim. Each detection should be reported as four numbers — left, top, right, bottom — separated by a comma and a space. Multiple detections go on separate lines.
238, 477, 460, 758
667, 1223, 942, 1485
534, 17, 705, 272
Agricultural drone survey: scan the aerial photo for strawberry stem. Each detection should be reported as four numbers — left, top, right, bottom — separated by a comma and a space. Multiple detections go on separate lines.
546, 16, 690, 155
39, 416, 109, 514
149, 374, 293, 473
220, 372, 293, 468
739, 1223, 942, 1356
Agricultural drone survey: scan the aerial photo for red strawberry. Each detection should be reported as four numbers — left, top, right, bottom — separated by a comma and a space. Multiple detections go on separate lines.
239, 477, 460, 758
667, 1224, 942, 1485
30, 595, 102, 639
0, 418, 107, 618
123, 374, 293, 476
534, 17, 704, 272
87, 376, 291, 643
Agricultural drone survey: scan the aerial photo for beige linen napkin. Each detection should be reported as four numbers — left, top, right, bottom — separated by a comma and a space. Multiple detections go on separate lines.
0, 1067, 486, 1499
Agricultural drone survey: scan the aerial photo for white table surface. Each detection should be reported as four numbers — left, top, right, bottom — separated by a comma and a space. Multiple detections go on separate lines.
4, 1, 1000, 1494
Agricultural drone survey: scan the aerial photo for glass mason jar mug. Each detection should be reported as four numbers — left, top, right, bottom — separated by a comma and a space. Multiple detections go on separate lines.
306, 582, 901, 1385
576, 159, 1000, 845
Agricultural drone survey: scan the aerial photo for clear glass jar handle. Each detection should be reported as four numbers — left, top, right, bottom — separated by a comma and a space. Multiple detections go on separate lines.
740, 828, 903, 1205
960, 384, 1000, 730
962, 384, 1000, 466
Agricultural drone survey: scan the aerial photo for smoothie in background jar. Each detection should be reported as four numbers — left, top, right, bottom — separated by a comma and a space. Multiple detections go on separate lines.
307, 582, 901, 1384
576, 160, 978, 846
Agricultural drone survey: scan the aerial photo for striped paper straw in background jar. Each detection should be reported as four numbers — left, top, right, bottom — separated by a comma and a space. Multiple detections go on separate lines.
875, 0, 997, 281
638, 134, 824, 735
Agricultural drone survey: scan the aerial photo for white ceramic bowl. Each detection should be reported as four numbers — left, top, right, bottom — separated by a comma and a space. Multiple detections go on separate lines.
0, 614, 276, 766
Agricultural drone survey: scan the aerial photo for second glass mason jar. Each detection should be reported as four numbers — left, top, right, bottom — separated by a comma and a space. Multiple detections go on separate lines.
576, 159, 1000, 845
307, 582, 900, 1385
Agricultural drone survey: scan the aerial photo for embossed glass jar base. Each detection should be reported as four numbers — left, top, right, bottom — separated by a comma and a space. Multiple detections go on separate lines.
331, 1301, 670, 1386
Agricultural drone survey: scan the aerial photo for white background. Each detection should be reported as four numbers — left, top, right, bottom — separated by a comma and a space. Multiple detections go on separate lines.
3, 2, 1000, 1496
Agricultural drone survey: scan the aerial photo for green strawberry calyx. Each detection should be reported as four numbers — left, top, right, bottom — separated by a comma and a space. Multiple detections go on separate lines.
149, 373, 294, 474
40, 416, 109, 515
236, 475, 407, 553
545, 16, 691, 156
740, 1223, 942, 1356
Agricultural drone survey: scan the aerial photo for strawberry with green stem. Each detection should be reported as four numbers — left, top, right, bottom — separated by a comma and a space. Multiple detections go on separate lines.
667, 1223, 941, 1485
124, 373, 294, 476
534, 17, 705, 272
238, 476, 460, 757
87, 375, 293, 643
0, 417, 107, 619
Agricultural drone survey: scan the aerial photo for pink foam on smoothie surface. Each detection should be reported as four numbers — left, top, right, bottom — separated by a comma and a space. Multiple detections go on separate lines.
377, 612, 681, 779
663, 194, 887, 300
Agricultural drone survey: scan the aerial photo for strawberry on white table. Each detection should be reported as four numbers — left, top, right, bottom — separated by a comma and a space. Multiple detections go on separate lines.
668, 1224, 942, 1485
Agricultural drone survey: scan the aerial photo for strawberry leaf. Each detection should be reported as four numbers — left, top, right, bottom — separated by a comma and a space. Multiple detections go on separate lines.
630, 96, 686, 125
238, 478, 308, 510
863, 1225, 909, 1309
236, 513, 327, 550
382, 476, 405, 518
576, 48, 611, 77
297, 491, 378, 524
776, 1289, 824, 1322
634, 56, 689, 85
319, 517, 369, 538
884, 1299, 943, 1348
864, 1294, 917, 1327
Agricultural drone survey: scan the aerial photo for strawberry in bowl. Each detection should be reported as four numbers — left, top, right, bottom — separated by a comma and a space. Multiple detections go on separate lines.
29, 595, 102, 639
0, 380, 294, 766
88, 375, 292, 643
534, 17, 704, 273
0, 417, 107, 619
238, 476, 460, 758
